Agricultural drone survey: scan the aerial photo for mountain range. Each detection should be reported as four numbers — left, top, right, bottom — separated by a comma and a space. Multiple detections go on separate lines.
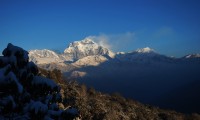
29, 37, 200, 113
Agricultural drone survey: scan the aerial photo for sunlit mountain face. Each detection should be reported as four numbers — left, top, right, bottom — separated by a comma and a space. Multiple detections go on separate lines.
29, 38, 200, 113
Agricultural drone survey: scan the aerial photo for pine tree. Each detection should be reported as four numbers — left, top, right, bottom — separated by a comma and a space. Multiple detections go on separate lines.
0, 43, 80, 119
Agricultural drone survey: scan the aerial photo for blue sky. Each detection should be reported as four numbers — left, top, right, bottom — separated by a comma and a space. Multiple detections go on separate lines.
0, 0, 200, 57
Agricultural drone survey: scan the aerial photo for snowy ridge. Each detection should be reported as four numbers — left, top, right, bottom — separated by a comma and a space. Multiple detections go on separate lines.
29, 49, 65, 64
114, 47, 169, 63
135, 47, 155, 53
184, 54, 200, 59
29, 37, 115, 66
29, 38, 200, 71
29, 49, 59, 58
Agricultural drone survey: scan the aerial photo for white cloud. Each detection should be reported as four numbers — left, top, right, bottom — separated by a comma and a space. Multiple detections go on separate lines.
87, 34, 111, 50
87, 32, 136, 52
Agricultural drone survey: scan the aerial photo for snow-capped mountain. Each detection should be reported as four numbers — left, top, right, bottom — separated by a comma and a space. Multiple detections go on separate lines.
29, 37, 200, 69
29, 49, 64, 64
115, 47, 174, 63
29, 37, 115, 67
183, 54, 200, 59
64, 38, 115, 61
135, 47, 154, 53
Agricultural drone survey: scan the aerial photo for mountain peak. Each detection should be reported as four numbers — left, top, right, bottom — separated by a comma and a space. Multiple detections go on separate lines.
64, 38, 97, 54
184, 54, 200, 59
63, 37, 115, 60
81, 38, 95, 44
136, 47, 154, 53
